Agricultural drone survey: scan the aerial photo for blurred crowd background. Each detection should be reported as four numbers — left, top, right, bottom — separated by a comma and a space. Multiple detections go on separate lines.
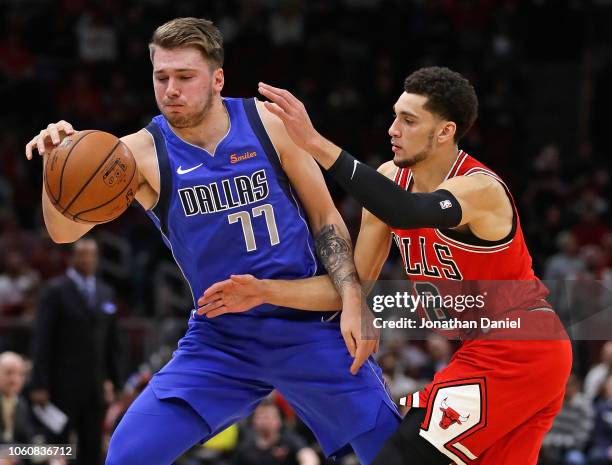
1, 0, 612, 464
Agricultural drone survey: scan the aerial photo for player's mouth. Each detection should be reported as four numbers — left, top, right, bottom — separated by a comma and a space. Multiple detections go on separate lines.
391, 141, 401, 153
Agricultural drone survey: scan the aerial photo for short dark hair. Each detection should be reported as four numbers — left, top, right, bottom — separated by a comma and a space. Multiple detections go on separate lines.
150, 17, 224, 68
404, 67, 478, 142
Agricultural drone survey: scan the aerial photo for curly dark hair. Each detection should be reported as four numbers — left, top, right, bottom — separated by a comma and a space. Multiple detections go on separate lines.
404, 67, 478, 142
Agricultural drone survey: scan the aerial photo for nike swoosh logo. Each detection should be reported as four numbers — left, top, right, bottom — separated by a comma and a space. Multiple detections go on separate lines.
351, 159, 360, 180
176, 163, 203, 175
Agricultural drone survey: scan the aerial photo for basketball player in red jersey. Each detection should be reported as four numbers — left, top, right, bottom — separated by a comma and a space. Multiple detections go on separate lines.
198, 67, 572, 464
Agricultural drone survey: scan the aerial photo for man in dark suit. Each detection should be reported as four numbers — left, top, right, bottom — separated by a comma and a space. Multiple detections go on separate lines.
30, 239, 121, 465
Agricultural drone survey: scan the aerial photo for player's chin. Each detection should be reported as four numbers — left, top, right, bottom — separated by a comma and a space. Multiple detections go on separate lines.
393, 153, 413, 168
164, 113, 192, 128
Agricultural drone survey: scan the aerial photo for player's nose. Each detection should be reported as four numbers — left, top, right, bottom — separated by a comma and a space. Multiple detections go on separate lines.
165, 79, 181, 98
388, 120, 400, 137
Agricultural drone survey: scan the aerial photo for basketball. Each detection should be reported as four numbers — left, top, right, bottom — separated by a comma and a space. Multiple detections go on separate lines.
44, 130, 138, 224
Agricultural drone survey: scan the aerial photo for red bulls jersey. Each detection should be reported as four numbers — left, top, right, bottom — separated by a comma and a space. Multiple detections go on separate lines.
391, 151, 570, 465
390, 150, 551, 326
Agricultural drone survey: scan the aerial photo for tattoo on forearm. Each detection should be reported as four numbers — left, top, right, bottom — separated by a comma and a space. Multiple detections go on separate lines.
315, 224, 359, 293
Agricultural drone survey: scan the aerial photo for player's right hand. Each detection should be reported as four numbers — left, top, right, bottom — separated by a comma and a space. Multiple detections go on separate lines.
25, 120, 75, 160
197, 274, 265, 318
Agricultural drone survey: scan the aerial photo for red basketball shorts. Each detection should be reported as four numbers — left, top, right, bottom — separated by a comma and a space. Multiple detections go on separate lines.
401, 338, 572, 465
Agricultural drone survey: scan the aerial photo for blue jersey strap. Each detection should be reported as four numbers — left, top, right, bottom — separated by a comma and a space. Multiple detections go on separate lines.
145, 121, 173, 238
242, 98, 293, 202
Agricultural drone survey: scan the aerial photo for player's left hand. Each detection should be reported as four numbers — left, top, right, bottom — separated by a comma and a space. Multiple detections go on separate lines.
341, 296, 380, 375
258, 82, 322, 154
197, 274, 264, 318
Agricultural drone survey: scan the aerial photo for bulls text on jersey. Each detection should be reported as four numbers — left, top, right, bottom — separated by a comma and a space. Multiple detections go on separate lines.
392, 233, 463, 281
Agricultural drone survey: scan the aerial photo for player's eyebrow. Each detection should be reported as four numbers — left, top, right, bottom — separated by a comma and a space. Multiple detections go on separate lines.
392, 106, 419, 118
154, 68, 197, 74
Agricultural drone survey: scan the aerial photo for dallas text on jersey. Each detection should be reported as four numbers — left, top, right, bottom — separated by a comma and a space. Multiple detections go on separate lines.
178, 169, 269, 216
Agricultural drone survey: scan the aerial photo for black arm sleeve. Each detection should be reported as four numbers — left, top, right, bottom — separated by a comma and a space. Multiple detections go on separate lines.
327, 150, 462, 229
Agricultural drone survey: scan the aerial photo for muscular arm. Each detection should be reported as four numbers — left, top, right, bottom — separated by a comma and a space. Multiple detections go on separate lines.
257, 101, 360, 304
28, 124, 159, 243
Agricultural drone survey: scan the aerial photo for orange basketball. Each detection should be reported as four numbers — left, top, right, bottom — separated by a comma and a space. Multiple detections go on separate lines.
44, 130, 138, 224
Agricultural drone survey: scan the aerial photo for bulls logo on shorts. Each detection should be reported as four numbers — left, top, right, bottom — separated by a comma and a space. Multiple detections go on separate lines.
438, 397, 470, 429
419, 378, 488, 464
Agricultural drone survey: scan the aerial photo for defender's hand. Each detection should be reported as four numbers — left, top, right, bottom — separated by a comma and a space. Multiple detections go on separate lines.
197, 274, 265, 318
25, 120, 75, 160
258, 82, 322, 154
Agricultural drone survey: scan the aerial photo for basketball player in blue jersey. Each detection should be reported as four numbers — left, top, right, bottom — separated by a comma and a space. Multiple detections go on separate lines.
25, 17, 400, 465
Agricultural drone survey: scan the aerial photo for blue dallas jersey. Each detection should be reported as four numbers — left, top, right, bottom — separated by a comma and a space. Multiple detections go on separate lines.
144, 97, 322, 318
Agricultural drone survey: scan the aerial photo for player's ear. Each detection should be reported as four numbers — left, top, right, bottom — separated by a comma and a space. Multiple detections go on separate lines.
213, 68, 224, 93
437, 121, 456, 144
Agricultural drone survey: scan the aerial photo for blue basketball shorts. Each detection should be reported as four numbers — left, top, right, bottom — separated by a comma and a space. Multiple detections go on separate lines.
106, 314, 401, 465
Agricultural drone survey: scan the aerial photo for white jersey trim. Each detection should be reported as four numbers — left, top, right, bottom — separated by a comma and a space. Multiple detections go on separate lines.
445, 150, 467, 180
463, 167, 509, 191
433, 229, 513, 253
143, 127, 161, 211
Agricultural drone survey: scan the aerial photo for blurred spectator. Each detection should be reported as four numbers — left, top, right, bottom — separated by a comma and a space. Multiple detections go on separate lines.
572, 188, 609, 223
55, 69, 103, 126
0, 351, 38, 465
75, 10, 118, 63
0, 352, 35, 444
377, 349, 417, 405
544, 232, 585, 317
0, 27, 35, 80
0, 211, 36, 260
584, 342, 612, 403
572, 207, 609, 248
578, 245, 610, 281
419, 334, 451, 381
588, 373, 612, 465
541, 373, 593, 465
544, 232, 584, 282
232, 397, 319, 465
28, 230, 70, 281
30, 239, 121, 465
268, 0, 305, 46
0, 251, 40, 316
